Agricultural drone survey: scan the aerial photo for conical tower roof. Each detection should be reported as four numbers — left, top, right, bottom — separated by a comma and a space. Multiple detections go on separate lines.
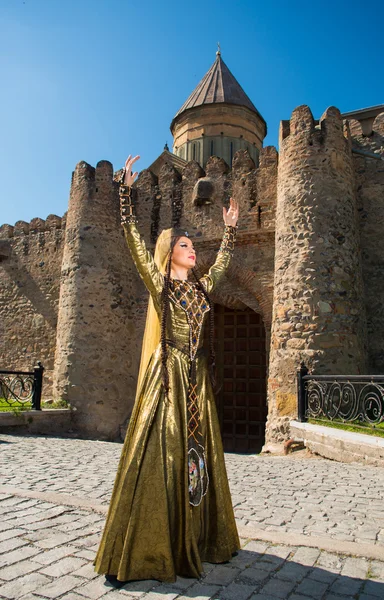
171, 51, 265, 127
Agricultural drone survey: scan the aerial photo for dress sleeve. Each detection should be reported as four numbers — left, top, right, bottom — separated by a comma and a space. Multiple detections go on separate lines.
122, 222, 164, 302
200, 225, 237, 294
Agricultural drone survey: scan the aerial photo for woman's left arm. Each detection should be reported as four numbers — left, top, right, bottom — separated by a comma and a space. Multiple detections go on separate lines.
200, 198, 239, 294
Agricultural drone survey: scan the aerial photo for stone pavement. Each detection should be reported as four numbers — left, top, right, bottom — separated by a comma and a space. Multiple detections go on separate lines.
1, 434, 384, 600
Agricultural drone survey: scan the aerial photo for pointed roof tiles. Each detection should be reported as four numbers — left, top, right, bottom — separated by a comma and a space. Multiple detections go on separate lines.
172, 52, 265, 126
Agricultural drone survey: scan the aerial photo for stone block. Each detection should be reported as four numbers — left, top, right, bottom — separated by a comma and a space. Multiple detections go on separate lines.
72, 562, 100, 579
0, 572, 51, 599
203, 565, 240, 585
329, 575, 364, 596
0, 528, 25, 542
295, 577, 328, 599
0, 558, 40, 581
274, 561, 310, 582
240, 566, 270, 583
0, 545, 41, 568
276, 391, 297, 416
259, 577, 296, 598
363, 579, 384, 597
31, 544, 80, 565
40, 556, 87, 577
290, 420, 384, 467
36, 575, 83, 598
219, 581, 256, 600
286, 337, 306, 349
177, 582, 220, 600
74, 577, 112, 599
0, 536, 28, 555
141, 587, 179, 600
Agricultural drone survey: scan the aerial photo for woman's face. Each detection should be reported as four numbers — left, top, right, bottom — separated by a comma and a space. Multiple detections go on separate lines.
171, 236, 196, 270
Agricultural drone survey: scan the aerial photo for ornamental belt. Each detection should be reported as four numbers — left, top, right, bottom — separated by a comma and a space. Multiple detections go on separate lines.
165, 338, 209, 506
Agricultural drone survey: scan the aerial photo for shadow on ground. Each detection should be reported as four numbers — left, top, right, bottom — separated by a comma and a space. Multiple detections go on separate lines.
101, 548, 384, 599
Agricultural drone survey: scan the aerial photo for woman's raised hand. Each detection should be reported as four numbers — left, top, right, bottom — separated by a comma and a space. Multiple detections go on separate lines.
223, 198, 239, 227
123, 155, 140, 187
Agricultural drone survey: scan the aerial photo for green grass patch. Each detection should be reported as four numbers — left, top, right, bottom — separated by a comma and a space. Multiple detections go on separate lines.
308, 417, 384, 438
42, 399, 70, 409
0, 397, 69, 413
0, 397, 31, 413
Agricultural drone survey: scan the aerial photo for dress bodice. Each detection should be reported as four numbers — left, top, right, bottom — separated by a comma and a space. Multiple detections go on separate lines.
168, 280, 210, 360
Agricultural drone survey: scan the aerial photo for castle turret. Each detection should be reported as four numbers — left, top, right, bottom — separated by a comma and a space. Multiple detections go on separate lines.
52, 161, 138, 440
170, 50, 266, 167
265, 106, 368, 447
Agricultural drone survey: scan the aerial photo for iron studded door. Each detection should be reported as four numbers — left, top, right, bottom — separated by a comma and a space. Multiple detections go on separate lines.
214, 305, 267, 453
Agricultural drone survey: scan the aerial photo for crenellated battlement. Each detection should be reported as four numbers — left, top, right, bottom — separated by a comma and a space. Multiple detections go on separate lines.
280, 105, 315, 142
319, 106, 351, 151
279, 105, 350, 153
73, 160, 95, 181
126, 149, 279, 242
259, 146, 278, 168
0, 213, 65, 239
0, 157, 116, 242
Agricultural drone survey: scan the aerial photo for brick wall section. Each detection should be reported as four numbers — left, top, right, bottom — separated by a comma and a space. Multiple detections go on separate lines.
0, 215, 65, 396
265, 106, 368, 446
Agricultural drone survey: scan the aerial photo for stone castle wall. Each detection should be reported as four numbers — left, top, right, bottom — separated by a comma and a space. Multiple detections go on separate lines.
265, 106, 368, 446
52, 161, 148, 439
1, 107, 383, 443
0, 216, 65, 396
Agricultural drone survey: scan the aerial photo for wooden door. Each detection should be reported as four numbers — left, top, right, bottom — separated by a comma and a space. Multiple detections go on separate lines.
213, 305, 267, 453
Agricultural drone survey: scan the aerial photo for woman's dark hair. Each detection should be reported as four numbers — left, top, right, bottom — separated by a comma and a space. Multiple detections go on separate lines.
160, 230, 216, 398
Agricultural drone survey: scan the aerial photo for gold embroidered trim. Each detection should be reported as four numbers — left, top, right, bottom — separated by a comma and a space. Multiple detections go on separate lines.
219, 225, 237, 254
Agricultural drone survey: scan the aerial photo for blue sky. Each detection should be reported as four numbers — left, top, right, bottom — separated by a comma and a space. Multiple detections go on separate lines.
1, 0, 383, 226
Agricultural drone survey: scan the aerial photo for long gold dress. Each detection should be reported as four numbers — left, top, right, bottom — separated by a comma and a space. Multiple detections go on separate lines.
93, 222, 240, 583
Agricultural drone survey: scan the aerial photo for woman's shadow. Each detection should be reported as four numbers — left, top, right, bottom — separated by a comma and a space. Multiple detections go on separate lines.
103, 545, 384, 598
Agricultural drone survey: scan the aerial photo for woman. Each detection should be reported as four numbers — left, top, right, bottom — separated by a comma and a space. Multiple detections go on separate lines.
94, 154, 240, 585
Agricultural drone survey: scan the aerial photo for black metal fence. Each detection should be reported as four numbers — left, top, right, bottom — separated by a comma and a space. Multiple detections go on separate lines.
297, 362, 384, 426
0, 362, 44, 410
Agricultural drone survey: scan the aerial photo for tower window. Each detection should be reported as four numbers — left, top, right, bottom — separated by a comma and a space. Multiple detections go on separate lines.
230, 142, 233, 164
210, 140, 214, 155
193, 143, 196, 160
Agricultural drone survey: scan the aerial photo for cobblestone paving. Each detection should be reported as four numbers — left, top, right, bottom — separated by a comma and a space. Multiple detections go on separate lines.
1, 435, 383, 546
1, 434, 384, 599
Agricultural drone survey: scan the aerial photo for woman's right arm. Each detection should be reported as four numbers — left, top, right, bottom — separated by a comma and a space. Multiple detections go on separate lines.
122, 221, 164, 301
120, 155, 163, 302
